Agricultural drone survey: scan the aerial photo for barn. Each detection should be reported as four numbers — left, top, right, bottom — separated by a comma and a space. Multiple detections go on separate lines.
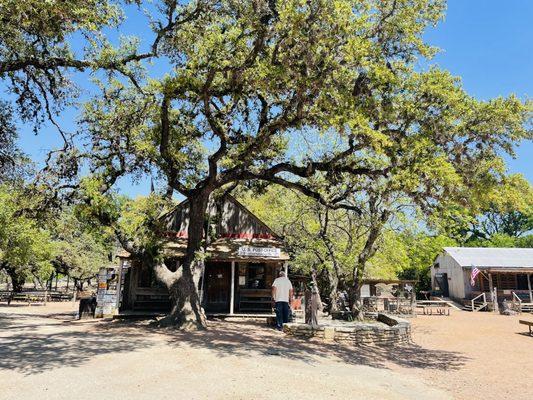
117, 195, 290, 316
431, 247, 533, 309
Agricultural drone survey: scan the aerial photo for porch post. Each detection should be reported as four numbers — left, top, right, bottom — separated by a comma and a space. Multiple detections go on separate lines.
230, 261, 235, 315
527, 274, 533, 303
488, 272, 494, 312
283, 261, 288, 275
493, 286, 498, 313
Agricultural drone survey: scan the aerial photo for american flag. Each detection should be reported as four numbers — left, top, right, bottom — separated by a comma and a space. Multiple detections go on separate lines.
470, 267, 480, 286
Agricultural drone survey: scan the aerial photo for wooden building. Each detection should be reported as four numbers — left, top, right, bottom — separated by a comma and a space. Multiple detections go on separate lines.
117, 195, 290, 316
431, 247, 533, 306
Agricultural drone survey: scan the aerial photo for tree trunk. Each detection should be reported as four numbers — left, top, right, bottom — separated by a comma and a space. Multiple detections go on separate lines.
154, 191, 210, 330
309, 265, 323, 309
349, 265, 365, 321
349, 216, 389, 321
4, 266, 25, 292
326, 268, 340, 313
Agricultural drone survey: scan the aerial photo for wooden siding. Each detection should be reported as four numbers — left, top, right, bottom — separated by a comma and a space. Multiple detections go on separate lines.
431, 253, 467, 300
162, 195, 276, 239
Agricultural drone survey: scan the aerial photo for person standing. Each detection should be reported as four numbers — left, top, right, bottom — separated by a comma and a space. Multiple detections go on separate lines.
271, 270, 293, 330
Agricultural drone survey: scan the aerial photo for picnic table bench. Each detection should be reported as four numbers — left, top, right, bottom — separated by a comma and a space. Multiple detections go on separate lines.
416, 300, 451, 316
0, 291, 14, 304
10, 292, 48, 304
519, 320, 533, 336
1, 290, 75, 305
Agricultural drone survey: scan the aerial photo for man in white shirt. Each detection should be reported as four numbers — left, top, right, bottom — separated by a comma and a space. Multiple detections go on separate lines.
271, 270, 293, 330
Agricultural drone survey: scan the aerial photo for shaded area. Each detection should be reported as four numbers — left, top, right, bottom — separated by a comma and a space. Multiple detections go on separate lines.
110, 319, 468, 371
0, 308, 467, 376
0, 313, 154, 375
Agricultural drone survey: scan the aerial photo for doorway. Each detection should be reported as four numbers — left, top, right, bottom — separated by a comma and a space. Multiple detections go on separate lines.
434, 273, 449, 297
204, 262, 231, 313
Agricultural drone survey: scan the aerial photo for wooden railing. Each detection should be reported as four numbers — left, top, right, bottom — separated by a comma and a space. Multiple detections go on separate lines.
471, 292, 487, 312
512, 291, 522, 314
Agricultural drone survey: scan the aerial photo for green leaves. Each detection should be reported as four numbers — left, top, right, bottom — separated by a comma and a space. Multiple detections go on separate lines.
0, 184, 55, 282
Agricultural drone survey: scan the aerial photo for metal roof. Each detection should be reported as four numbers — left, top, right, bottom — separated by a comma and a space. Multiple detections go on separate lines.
443, 247, 533, 268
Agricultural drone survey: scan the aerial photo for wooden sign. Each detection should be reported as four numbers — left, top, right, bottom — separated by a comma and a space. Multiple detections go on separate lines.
238, 246, 281, 258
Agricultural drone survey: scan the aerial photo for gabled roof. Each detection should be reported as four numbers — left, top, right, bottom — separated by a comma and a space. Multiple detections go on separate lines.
443, 247, 533, 268
117, 194, 290, 261
161, 194, 280, 240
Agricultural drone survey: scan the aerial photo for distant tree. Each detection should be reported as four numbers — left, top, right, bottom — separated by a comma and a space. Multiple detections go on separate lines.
398, 233, 456, 292
0, 184, 55, 291
49, 208, 113, 290
473, 175, 532, 239
436, 174, 532, 243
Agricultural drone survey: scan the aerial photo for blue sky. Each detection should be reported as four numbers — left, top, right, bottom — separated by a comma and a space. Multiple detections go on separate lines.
14, 0, 533, 197
423, 0, 532, 181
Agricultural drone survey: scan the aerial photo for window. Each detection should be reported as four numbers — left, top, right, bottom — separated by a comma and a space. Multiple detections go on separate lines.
137, 262, 164, 288
517, 274, 530, 290
247, 263, 266, 289
499, 274, 516, 290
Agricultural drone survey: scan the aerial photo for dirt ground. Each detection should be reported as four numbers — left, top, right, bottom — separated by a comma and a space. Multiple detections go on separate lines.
0, 303, 531, 400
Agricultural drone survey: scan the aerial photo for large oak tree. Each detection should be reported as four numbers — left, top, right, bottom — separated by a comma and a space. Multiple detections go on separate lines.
2, 1, 530, 329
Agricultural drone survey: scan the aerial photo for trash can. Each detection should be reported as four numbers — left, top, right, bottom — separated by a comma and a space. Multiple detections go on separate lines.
78, 296, 97, 319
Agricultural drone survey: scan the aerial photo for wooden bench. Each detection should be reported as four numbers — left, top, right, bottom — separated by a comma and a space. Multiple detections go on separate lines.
239, 289, 272, 312
11, 292, 48, 304
0, 291, 14, 304
519, 320, 533, 336
49, 292, 74, 301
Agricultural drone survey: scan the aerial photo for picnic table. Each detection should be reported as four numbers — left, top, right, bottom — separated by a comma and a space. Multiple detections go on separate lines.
415, 300, 451, 316
0, 290, 74, 305
519, 320, 533, 336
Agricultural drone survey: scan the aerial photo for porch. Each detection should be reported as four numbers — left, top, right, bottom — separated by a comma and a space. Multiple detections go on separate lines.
119, 258, 287, 316
469, 268, 533, 312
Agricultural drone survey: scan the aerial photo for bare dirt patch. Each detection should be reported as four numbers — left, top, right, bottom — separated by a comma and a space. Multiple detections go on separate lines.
403, 310, 533, 400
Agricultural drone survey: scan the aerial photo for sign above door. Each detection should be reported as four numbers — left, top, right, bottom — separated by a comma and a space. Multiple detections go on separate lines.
238, 246, 281, 258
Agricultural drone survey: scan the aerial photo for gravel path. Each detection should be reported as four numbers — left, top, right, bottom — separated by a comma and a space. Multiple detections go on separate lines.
0, 303, 530, 400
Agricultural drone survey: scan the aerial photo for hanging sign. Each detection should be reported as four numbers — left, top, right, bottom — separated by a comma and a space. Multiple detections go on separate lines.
238, 246, 281, 258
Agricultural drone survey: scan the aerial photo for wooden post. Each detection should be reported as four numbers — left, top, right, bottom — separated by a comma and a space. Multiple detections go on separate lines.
527, 274, 533, 303
396, 296, 400, 314
488, 272, 494, 312
229, 261, 235, 315
283, 261, 288, 275
493, 287, 498, 313
410, 290, 415, 317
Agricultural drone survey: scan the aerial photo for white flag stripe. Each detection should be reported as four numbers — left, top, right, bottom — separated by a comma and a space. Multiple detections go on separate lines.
470, 267, 480, 286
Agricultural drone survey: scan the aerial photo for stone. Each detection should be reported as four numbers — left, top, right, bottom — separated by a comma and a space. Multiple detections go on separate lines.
324, 327, 335, 341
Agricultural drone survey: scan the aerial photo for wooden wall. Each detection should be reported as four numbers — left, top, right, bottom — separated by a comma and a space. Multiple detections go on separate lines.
163, 196, 275, 239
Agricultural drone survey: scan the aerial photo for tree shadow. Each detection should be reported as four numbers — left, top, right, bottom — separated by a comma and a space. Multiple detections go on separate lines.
106, 319, 468, 371
0, 314, 155, 375
0, 312, 468, 376
0, 310, 77, 330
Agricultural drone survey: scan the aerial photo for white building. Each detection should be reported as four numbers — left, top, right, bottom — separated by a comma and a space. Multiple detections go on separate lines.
431, 247, 533, 302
